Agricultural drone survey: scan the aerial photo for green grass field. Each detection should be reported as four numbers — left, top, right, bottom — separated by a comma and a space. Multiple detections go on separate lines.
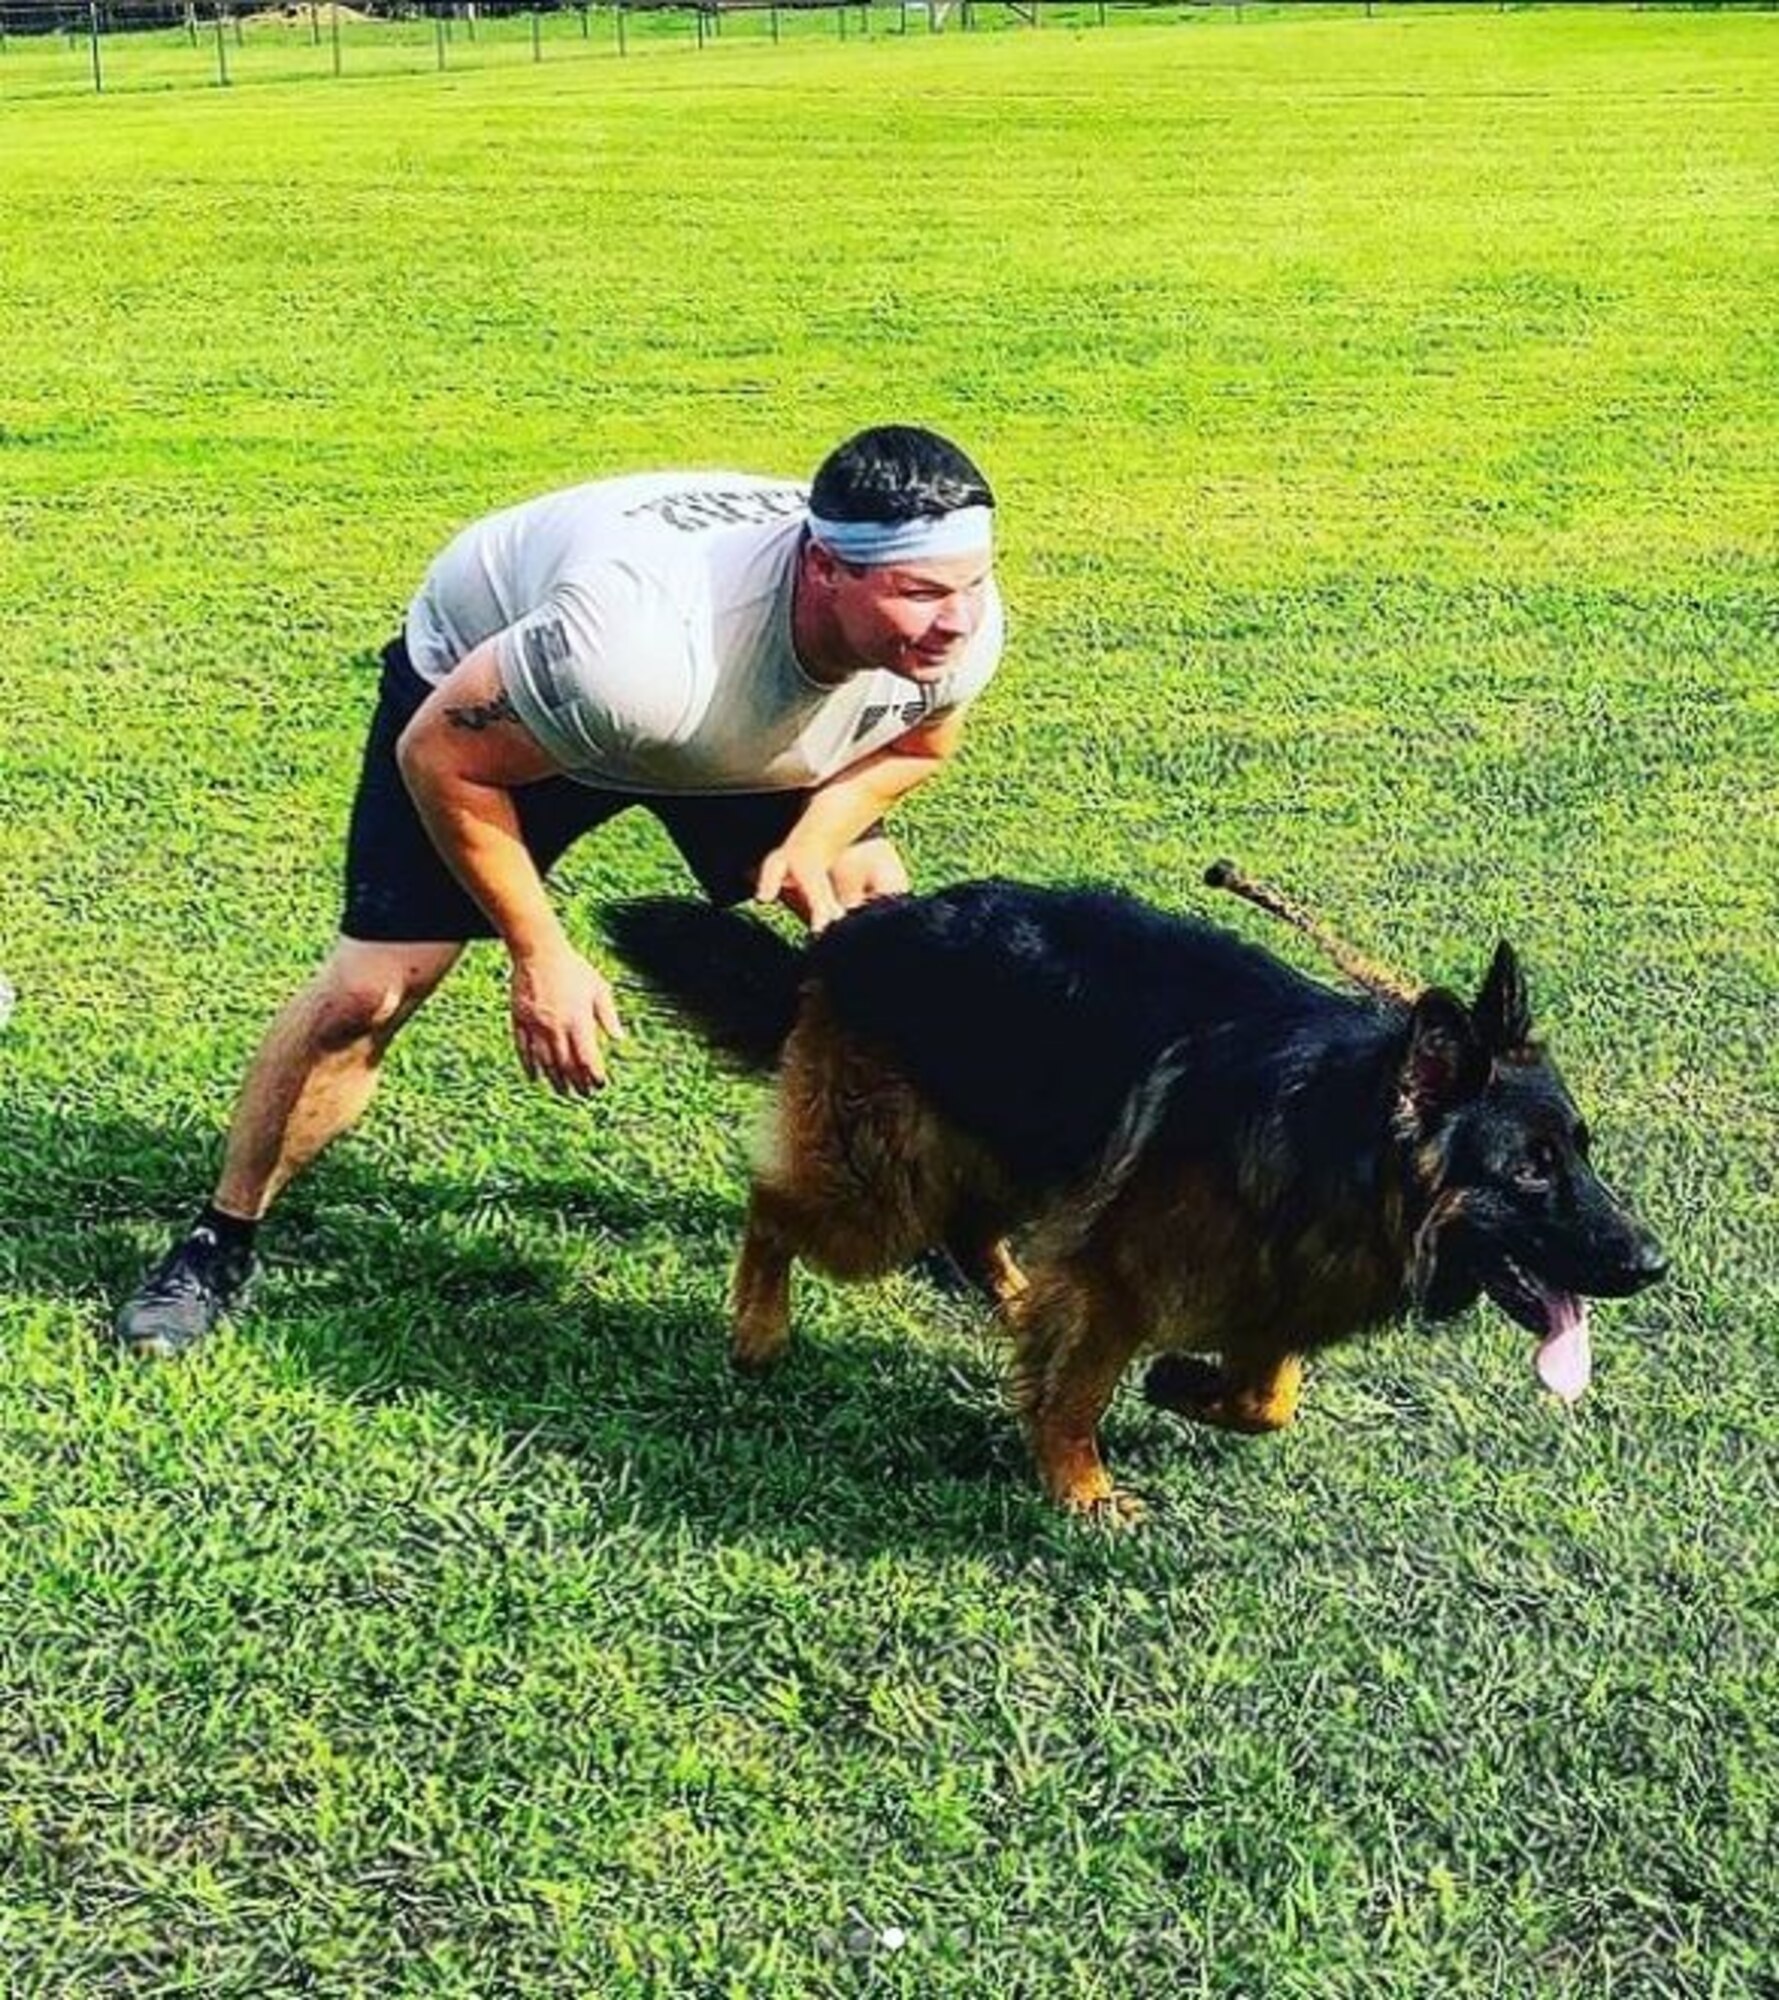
2, 6, 1775, 1991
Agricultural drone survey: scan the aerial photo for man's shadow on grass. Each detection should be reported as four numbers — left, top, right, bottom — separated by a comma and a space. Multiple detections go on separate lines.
1, 1096, 1198, 1557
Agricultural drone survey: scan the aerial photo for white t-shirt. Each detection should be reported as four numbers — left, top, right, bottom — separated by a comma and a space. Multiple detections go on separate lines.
404, 470, 1004, 796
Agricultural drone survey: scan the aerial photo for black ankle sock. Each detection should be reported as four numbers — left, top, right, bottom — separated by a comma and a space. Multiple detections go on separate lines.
195, 1204, 258, 1256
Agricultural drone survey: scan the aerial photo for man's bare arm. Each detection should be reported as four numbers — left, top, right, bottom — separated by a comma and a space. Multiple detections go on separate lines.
396, 639, 623, 1092
396, 640, 566, 955
788, 705, 967, 851
756, 707, 968, 925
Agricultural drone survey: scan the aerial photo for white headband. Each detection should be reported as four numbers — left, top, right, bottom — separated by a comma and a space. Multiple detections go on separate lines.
807, 506, 994, 567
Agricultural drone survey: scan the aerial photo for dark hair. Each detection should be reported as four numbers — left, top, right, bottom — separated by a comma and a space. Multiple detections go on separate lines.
809, 425, 994, 524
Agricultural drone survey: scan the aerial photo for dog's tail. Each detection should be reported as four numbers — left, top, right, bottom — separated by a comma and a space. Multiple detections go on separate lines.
603, 898, 804, 1072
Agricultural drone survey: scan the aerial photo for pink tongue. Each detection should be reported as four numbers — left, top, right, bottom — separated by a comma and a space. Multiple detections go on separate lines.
1536, 1295, 1592, 1403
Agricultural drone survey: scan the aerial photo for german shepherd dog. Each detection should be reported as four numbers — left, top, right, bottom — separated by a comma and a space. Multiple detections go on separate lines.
605, 869, 1667, 1518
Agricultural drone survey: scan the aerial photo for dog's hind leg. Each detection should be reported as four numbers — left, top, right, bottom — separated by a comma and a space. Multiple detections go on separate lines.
732, 1183, 797, 1374
731, 1170, 907, 1374
729, 1014, 936, 1371
1144, 1349, 1304, 1433
1011, 1266, 1147, 1520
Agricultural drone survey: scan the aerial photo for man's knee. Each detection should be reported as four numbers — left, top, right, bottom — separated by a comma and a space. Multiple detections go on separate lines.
308, 939, 461, 1051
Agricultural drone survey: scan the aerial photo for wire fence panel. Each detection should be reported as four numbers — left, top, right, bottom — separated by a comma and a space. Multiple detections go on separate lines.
0, 1, 1771, 101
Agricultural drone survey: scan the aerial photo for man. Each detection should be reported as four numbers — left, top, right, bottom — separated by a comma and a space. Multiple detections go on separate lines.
116, 424, 1003, 1355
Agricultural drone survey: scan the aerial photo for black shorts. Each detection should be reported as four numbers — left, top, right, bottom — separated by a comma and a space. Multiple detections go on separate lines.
342, 637, 885, 944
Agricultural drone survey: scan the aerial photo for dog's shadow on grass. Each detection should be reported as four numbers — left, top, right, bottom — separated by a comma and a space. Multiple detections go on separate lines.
274, 1219, 1048, 1559
1, 1097, 1173, 1560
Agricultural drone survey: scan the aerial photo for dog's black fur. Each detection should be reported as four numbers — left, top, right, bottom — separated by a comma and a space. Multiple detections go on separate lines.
606, 879, 1667, 1509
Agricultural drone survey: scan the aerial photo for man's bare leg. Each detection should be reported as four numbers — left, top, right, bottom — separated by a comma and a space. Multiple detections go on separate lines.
213, 938, 463, 1217
115, 937, 461, 1354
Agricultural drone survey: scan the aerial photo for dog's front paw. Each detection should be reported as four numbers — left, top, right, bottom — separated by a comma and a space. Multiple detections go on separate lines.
1035, 1446, 1146, 1526
1143, 1353, 1223, 1414
1060, 1484, 1147, 1529
1092, 1488, 1147, 1528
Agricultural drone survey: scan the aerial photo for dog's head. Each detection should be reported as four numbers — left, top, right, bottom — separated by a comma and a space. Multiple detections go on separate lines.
1400, 943, 1666, 1400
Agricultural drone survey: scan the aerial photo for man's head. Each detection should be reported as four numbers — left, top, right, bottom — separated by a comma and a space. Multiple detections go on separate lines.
796, 425, 996, 685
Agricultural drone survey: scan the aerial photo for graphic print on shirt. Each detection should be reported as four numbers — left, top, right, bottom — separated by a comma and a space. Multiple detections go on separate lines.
624, 487, 810, 534
851, 689, 939, 743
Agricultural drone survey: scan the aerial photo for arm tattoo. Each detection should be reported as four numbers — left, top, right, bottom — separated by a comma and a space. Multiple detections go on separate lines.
444, 691, 518, 733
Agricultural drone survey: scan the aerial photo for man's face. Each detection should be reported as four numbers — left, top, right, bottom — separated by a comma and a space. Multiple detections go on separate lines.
816, 547, 993, 684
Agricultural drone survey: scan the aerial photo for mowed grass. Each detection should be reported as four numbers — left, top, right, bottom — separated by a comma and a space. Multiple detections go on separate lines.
1, 7, 1775, 1992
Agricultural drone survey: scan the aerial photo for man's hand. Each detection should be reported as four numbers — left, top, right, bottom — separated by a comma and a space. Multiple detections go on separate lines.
755, 840, 846, 933
757, 706, 962, 932
828, 836, 911, 912
757, 835, 913, 932
510, 944, 626, 1095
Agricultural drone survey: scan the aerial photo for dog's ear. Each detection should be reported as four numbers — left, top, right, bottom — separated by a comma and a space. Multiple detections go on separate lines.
1471, 940, 1533, 1055
1402, 987, 1488, 1120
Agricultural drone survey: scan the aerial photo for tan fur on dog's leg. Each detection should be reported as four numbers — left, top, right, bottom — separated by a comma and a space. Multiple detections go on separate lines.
1149, 1349, 1304, 1433
1013, 1267, 1146, 1520
731, 1187, 795, 1373
1228, 1351, 1303, 1430
980, 1237, 1029, 1310
945, 1228, 1028, 1314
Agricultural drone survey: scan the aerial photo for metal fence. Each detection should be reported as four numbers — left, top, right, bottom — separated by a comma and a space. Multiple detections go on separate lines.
0, 1, 1769, 101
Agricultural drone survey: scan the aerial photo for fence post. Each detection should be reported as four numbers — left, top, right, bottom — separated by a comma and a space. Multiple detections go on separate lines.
330, 0, 341, 74
309, 0, 318, 44
579, 3, 589, 37
435, 6, 446, 65
213, 1, 229, 83
615, 0, 627, 53
87, 0, 102, 91
531, 6, 541, 58
770, 0, 779, 39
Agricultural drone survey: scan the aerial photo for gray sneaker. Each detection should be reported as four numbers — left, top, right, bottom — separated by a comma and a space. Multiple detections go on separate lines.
113, 1226, 255, 1358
